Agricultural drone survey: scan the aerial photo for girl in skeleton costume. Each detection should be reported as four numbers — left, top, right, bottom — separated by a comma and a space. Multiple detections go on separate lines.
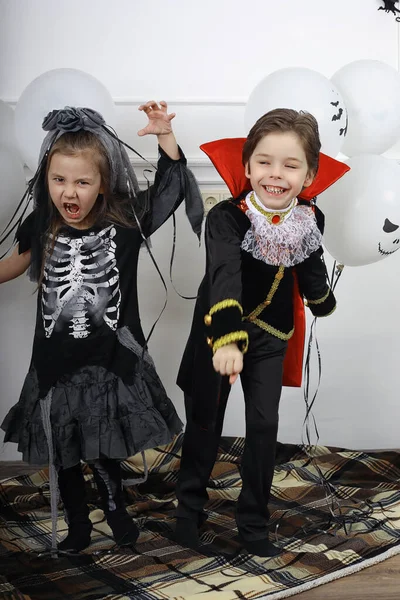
0, 102, 203, 553
175, 109, 348, 557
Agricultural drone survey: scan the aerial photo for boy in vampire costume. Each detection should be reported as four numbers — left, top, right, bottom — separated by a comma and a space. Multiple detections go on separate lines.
174, 109, 349, 557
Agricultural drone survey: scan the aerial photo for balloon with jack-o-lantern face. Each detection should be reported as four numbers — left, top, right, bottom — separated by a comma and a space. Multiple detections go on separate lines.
318, 154, 400, 266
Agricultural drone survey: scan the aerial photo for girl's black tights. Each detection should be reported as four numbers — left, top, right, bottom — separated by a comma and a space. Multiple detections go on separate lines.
57, 459, 139, 552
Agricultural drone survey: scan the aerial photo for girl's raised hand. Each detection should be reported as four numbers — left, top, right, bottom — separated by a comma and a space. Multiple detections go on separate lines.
137, 101, 176, 137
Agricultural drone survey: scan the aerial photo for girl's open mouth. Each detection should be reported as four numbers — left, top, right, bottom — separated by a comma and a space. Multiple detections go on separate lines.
64, 203, 81, 218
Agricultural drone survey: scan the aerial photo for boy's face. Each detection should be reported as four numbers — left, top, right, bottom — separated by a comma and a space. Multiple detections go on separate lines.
245, 131, 314, 210
48, 151, 103, 229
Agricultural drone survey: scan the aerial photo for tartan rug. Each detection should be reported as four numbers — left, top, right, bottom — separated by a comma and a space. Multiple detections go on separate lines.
1, 434, 400, 600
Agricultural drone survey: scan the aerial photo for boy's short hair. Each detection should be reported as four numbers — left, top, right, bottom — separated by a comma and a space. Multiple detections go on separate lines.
242, 108, 321, 174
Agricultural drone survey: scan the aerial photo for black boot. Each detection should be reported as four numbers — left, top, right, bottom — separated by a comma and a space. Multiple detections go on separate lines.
58, 463, 92, 552
239, 535, 281, 557
174, 517, 201, 550
91, 459, 139, 547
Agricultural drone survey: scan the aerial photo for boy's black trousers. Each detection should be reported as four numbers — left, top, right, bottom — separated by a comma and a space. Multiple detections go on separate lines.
176, 325, 288, 542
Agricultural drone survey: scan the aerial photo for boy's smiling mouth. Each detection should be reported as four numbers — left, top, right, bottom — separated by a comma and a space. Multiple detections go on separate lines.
263, 185, 287, 195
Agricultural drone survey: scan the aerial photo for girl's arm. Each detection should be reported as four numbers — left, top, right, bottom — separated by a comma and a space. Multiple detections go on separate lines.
138, 101, 179, 160
0, 246, 31, 284
136, 100, 203, 239
156, 132, 180, 161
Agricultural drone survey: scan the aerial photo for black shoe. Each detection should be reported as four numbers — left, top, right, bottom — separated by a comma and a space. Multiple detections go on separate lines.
58, 521, 93, 552
240, 536, 281, 557
107, 509, 140, 547
90, 460, 140, 547
174, 517, 200, 550
58, 464, 92, 552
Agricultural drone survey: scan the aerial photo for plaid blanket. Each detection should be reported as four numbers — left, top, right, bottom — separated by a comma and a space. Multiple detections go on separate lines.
1, 434, 400, 600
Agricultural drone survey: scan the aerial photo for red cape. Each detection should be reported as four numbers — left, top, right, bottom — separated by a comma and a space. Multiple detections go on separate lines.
200, 138, 350, 387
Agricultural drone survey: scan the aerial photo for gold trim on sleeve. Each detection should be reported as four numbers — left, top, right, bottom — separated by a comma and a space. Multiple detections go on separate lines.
209, 299, 243, 316
316, 305, 337, 317
305, 289, 331, 305
212, 331, 249, 353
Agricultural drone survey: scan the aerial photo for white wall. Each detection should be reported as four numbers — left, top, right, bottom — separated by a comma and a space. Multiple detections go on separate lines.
1, 0, 399, 458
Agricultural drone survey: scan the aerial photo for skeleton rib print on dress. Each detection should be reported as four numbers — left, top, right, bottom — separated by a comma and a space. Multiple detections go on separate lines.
42, 225, 120, 339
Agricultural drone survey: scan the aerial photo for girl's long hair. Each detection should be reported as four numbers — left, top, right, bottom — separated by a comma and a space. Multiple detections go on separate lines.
39, 131, 136, 287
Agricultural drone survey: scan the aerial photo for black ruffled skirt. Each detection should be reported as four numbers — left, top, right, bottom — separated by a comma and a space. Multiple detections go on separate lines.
1, 361, 183, 469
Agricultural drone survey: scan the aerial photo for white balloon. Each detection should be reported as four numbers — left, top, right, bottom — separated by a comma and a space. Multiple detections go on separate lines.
0, 145, 26, 231
15, 68, 115, 172
244, 67, 347, 158
332, 60, 400, 156
0, 100, 18, 151
318, 155, 400, 266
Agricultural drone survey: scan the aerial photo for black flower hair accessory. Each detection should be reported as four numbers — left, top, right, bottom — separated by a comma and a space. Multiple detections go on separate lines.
42, 106, 105, 133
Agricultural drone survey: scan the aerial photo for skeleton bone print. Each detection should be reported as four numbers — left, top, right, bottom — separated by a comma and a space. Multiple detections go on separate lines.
42, 225, 121, 339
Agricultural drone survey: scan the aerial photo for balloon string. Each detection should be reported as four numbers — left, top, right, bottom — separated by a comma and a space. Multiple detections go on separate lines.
271, 254, 358, 547
0, 149, 49, 258
324, 257, 344, 291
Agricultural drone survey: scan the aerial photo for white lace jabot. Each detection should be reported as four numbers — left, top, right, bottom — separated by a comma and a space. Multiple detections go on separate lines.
241, 192, 322, 267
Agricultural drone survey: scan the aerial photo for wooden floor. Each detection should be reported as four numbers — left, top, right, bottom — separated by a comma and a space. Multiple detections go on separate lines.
1, 462, 399, 600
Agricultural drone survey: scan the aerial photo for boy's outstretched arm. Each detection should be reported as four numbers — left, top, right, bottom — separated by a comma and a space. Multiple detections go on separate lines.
0, 246, 31, 284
